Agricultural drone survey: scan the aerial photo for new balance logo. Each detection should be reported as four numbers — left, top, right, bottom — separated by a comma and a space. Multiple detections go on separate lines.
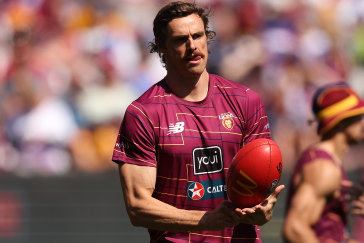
167, 122, 185, 135
264, 123, 270, 130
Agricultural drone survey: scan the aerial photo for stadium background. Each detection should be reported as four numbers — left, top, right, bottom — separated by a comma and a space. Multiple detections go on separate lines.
0, 0, 364, 242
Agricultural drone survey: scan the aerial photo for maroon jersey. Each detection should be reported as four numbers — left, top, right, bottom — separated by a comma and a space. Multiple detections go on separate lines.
112, 74, 271, 242
285, 148, 349, 242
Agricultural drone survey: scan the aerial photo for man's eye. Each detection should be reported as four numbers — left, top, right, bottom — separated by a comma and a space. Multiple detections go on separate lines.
193, 34, 202, 39
176, 37, 187, 43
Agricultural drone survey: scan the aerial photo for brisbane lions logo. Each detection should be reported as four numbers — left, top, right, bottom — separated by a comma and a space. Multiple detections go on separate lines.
222, 117, 234, 130
219, 112, 235, 130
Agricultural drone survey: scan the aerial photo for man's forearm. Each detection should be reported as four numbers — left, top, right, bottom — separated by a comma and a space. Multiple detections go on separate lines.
126, 195, 210, 231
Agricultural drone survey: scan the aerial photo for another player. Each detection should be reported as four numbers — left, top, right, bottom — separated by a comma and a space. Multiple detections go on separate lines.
283, 82, 364, 243
112, 1, 284, 242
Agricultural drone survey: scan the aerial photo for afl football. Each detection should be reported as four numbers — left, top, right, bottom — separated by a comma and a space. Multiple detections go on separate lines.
227, 138, 283, 208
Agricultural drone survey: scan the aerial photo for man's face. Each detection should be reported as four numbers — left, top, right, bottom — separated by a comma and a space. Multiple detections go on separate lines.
162, 14, 208, 78
345, 116, 364, 145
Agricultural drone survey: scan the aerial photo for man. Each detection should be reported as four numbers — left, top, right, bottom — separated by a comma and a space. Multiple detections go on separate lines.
283, 82, 364, 243
112, 2, 284, 242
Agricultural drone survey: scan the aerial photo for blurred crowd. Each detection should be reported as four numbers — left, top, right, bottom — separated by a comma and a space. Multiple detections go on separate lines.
0, 0, 364, 177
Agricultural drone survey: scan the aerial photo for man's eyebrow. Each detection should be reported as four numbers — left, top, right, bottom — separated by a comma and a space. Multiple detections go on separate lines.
193, 31, 205, 36
172, 34, 188, 38
172, 31, 205, 38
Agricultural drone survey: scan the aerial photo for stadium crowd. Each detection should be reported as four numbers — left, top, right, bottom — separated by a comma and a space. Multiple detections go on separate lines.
0, 0, 364, 176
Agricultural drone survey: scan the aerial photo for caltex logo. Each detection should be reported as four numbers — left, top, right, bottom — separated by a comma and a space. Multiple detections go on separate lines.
187, 182, 205, 200
187, 179, 228, 201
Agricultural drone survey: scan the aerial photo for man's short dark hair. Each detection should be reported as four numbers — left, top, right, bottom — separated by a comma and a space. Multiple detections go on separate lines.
149, 1, 216, 67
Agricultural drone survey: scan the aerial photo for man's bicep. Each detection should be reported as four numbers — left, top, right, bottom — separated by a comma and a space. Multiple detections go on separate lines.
287, 160, 341, 224
284, 183, 325, 242
118, 162, 157, 202
302, 159, 341, 197
286, 182, 326, 229
292, 183, 324, 213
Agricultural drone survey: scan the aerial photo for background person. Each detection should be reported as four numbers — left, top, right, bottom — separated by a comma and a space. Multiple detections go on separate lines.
283, 82, 364, 243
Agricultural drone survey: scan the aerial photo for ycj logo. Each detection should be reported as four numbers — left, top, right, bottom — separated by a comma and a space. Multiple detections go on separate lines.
193, 146, 223, 175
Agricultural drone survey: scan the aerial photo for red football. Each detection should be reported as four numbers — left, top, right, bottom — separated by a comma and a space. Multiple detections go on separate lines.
227, 138, 283, 208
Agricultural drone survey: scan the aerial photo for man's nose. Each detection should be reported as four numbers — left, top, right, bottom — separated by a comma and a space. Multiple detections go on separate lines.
187, 37, 197, 50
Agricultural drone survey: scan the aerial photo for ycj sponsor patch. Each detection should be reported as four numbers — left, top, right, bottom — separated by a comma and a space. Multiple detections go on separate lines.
193, 146, 223, 175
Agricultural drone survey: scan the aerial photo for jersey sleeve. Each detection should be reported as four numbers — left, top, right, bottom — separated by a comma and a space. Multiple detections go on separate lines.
242, 90, 271, 144
112, 101, 157, 167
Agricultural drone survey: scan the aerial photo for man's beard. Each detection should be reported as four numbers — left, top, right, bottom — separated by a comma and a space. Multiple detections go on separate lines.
347, 135, 364, 146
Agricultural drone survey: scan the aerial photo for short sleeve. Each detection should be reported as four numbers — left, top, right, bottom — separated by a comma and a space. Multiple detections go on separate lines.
243, 90, 271, 144
112, 101, 157, 167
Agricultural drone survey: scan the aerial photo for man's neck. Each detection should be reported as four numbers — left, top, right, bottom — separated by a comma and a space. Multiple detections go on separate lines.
319, 134, 349, 165
165, 70, 209, 102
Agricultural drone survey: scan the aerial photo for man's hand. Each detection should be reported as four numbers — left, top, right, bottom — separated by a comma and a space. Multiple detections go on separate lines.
236, 184, 285, 225
351, 193, 364, 217
200, 184, 285, 230
200, 200, 241, 230
342, 180, 364, 217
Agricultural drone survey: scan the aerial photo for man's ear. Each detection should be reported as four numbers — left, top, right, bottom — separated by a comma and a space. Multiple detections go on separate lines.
156, 39, 167, 53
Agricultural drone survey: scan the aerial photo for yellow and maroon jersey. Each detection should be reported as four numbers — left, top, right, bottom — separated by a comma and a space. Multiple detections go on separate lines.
112, 74, 271, 243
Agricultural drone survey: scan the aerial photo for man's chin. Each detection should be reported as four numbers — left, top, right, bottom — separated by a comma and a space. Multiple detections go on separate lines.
186, 65, 206, 76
